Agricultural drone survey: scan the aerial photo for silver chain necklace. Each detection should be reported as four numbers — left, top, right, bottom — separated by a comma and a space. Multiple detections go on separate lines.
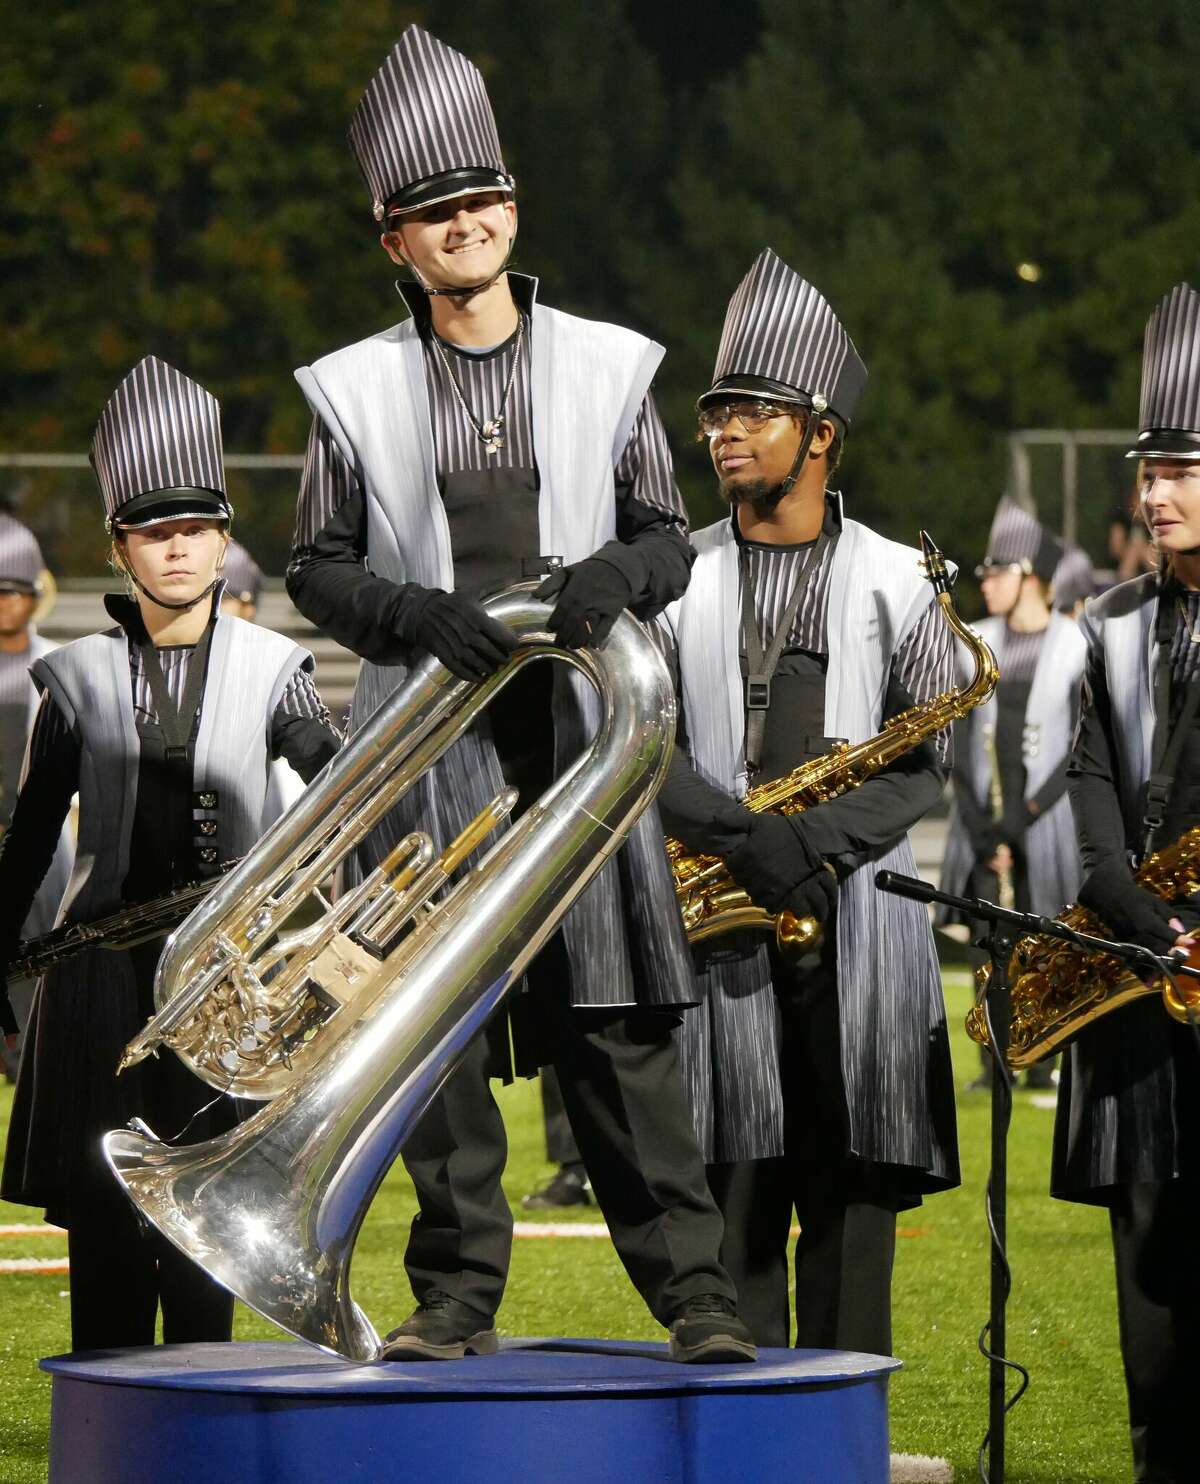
429, 314, 526, 456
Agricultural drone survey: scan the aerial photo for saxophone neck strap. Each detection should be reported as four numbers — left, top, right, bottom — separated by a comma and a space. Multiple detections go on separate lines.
1143, 588, 1200, 857
739, 529, 832, 776
138, 620, 215, 765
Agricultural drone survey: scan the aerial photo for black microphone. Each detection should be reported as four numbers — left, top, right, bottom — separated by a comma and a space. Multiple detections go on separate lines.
874, 870, 939, 905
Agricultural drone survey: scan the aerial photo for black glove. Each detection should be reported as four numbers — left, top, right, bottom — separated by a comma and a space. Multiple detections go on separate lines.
967, 821, 1004, 862
536, 556, 634, 649
724, 813, 837, 924
411, 590, 520, 682
1077, 861, 1182, 956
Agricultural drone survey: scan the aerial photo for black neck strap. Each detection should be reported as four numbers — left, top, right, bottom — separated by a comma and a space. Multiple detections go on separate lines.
1142, 581, 1200, 857
138, 620, 214, 765
739, 530, 831, 775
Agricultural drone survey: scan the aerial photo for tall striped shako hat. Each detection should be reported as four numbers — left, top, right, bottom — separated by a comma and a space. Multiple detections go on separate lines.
349, 26, 512, 222
91, 357, 230, 531
1130, 283, 1200, 459
0, 513, 45, 594
979, 496, 1063, 583
700, 248, 868, 431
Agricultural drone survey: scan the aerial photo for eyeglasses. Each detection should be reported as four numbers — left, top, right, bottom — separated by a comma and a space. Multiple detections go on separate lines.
974, 561, 1028, 579
697, 401, 797, 439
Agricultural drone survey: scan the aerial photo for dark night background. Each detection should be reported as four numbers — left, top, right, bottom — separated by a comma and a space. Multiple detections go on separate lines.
3, 0, 1198, 574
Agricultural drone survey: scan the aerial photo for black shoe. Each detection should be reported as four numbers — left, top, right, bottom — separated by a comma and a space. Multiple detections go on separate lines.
521, 1166, 593, 1210
380, 1290, 499, 1362
668, 1295, 757, 1364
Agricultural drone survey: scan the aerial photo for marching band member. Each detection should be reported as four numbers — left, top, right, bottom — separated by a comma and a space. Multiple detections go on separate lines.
937, 499, 1086, 1088
0, 514, 71, 1067
656, 250, 959, 1353
1056, 284, 1200, 1484
0, 358, 340, 1352
286, 27, 754, 1363
219, 537, 264, 621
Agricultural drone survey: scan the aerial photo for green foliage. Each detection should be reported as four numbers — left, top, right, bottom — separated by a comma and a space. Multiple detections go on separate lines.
3, 0, 1200, 569
642, 0, 1200, 542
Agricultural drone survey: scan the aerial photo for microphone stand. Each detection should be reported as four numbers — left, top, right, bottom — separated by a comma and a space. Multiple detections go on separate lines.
874, 871, 1196, 1484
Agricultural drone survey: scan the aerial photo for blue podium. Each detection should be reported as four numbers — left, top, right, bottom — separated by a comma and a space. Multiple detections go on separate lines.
42, 1338, 901, 1483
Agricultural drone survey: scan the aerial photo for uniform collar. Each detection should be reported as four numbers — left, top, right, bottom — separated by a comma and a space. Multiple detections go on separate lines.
730, 488, 843, 550
103, 584, 224, 641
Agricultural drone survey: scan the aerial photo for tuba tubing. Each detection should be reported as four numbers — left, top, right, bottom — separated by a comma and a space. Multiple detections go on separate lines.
103, 586, 676, 1362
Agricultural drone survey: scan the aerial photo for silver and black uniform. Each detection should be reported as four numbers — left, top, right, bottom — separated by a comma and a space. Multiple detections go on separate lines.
287, 279, 737, 1328
0, 596, 340, 1347
658, 495, 956, 1354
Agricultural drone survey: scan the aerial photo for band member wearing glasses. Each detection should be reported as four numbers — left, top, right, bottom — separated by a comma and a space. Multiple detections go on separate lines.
0, 358, 341, 1351
1056, 285, 1200, 1484
286, 27, 754, 1364
936, 497, 1086, 1088
656, 249, 960, 1354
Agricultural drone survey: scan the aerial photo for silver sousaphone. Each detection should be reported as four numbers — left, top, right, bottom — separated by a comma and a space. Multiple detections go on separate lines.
102, 584, 676, 1362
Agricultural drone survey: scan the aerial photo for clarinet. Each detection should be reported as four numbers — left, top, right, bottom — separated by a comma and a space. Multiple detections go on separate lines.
6, 862, 238, 984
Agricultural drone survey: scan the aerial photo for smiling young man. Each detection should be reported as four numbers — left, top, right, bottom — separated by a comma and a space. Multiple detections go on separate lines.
1055, 285, 1200, 1484
656, 249, 959, 1352
286, 26, 754, 1365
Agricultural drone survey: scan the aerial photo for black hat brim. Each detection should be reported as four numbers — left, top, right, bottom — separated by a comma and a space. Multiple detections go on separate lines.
1126, 429, 1200, 460
110, 488, 231, 531
383, 168, 514, 220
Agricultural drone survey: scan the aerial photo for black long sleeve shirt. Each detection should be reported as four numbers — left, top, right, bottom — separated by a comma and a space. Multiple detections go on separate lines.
286, 279, 693, 662
1067, 586, 1200, 873
657, 506, 953, 871
0, 633, 341, 1014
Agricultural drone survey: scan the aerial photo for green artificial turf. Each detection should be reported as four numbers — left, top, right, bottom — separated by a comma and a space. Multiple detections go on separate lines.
0, 972, 1133, 1482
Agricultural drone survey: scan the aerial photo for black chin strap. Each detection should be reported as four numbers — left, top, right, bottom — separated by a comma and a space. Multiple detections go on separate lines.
773, 394, 829, 504
115, 546, 224, 613
397, 233, 518, 303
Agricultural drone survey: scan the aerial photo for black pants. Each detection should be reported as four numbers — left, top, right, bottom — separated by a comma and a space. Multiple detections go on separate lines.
540, 1066, 582, 1169
66, 1190, 233, 1351
1109, 1180, 1200, 1483
704, 933, 900, 1354
706, 1156, 897, 1353
401, 965, 735, 1327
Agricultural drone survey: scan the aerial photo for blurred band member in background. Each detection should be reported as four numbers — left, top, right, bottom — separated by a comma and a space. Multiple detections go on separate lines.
1052, 542, 1097, 617
286, 27, 754, 1364
0, 513, 72, 1074
1056, 284, 1200, 1484
937, 498, 1086, 1089
0, 359, 341, 1352
656, 250, 959, 1353
219, 538, 264, 621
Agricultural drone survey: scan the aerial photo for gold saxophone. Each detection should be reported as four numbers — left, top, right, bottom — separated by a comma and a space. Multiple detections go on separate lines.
966, 827, 1200, 1068
667, 531, 1000, 949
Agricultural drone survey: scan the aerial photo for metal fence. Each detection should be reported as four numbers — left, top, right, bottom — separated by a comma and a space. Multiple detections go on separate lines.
0, 453, 305, 581
1007, 429, 1138, 562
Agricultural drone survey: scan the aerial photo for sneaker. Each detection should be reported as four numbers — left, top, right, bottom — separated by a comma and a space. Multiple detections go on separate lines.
521, 1166, 593, 1210
668, 1295, 757, 1364
379, 1290, 499, 1362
